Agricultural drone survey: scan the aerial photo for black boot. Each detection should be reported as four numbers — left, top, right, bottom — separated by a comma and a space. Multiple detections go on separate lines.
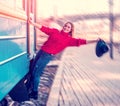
29, 90, 38, 100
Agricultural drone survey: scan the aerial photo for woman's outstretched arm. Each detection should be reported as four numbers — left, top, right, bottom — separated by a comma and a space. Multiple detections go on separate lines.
28, 18, 42, 29
86, 38, 99, 44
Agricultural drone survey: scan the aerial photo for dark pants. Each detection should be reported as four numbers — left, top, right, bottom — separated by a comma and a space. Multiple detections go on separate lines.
30, 50, 54, 91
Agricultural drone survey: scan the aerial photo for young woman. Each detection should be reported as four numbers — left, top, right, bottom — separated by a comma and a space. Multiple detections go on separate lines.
28, 18, 98, 99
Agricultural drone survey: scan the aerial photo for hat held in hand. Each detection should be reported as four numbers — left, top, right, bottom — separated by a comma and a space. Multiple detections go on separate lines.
95, 39, 109, 57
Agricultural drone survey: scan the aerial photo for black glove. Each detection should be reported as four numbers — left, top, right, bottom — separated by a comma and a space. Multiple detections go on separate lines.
95, 39, 109, 57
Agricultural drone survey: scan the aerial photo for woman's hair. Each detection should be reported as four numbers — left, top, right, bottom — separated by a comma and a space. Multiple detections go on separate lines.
64, 22, 74, 36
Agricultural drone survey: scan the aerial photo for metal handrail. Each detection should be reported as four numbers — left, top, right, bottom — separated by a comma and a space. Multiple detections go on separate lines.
0, 52, 27, 66
0, 36, 26, 40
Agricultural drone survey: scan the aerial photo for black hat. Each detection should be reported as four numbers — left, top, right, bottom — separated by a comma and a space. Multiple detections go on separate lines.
95, 39, 109, 57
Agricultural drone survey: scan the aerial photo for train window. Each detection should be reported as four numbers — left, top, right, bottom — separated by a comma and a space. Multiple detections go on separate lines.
0, 0, 25, 11
0, 0, 15, 7
0, 0, 35, 14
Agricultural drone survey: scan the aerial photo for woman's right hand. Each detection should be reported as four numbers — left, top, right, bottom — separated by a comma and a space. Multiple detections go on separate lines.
28, 17, 42, 29
28, 17, 33, 24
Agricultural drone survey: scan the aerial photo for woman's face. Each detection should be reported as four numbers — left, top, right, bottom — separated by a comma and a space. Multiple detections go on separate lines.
62, 23, 72, 33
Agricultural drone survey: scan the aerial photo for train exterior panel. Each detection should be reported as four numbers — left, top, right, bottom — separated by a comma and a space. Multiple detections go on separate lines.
0, 16, 29, 101
0, 0, 36, 102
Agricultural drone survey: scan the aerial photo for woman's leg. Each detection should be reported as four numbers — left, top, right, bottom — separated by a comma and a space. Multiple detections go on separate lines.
32, 52, 53, 91
29, 50, 54, 99
26, 50, 43, 91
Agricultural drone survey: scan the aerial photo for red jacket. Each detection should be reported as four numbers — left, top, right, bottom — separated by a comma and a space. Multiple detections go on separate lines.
40, 26, 86, 55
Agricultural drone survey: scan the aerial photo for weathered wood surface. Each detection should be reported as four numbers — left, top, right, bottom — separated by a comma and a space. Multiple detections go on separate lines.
47, 44, 120, 106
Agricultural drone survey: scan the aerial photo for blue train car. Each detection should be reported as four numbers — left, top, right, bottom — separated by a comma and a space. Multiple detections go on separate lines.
0, 0, 36, 104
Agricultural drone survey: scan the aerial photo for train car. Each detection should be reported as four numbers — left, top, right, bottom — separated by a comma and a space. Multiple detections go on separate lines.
0, 0, 36, 105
